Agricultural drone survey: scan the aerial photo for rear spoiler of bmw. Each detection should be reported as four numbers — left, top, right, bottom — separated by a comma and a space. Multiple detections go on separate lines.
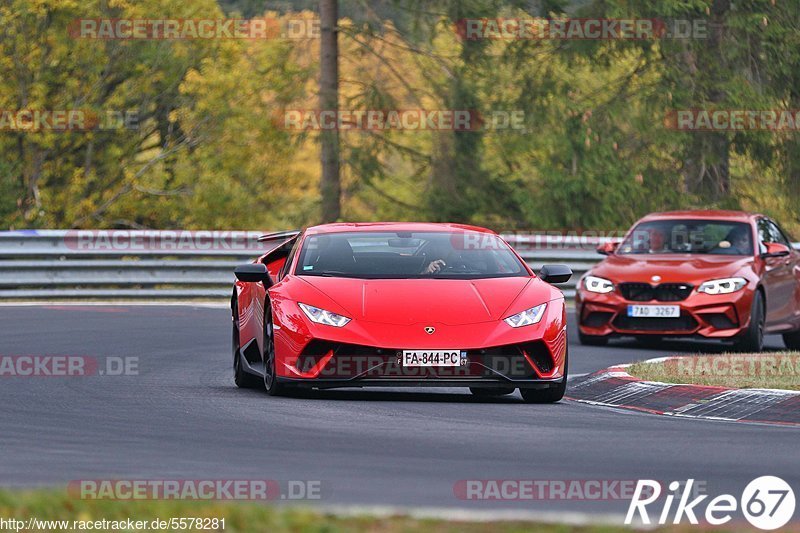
257, 230, 301, 243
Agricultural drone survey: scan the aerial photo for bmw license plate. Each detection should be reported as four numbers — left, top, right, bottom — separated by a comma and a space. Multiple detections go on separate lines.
627, 305, 680, 318
402, 350, 464, 367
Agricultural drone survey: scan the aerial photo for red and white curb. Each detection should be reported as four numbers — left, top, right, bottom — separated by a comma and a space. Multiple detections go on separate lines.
566, 357, 800, 427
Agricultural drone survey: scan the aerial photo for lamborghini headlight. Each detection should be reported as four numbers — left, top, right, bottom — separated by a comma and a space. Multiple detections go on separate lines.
504, 303, 547, 328
298, 303, 351, 327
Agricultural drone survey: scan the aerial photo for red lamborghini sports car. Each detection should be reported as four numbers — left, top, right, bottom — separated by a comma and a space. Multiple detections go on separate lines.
231, 223, 572, 402
576, 210, 800, 351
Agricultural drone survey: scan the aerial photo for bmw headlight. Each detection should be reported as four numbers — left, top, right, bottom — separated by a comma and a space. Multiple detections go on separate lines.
584, 275, 614, 294
697, 277, 748, 295
504, 303, 547, 328
298, 303, 351, 327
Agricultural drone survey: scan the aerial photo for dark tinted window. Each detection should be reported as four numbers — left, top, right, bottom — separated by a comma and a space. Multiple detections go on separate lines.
757, 218, 770, 245
757, 218, 791, 253
775, 222, 795, 247
296, 231, 528, 279
617, 220, 753, 256
767, 220, 790, 246
278, 237, 301, 280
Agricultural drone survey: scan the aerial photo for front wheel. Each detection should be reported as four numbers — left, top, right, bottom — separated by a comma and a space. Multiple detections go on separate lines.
520, 351, 568, 403
263, 305, 289, 396
233, 305, 261, 389
734, 291, 765, 353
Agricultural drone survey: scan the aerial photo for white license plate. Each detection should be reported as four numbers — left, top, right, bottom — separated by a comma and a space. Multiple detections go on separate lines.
402, 350, 463, 367
627, 305, 680, 318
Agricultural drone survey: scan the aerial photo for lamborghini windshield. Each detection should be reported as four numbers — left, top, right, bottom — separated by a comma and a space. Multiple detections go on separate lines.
617, 220, 754, 256
295, 231, 528, 279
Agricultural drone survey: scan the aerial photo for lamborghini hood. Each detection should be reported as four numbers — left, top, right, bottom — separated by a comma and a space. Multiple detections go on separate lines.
292, 276, 556, 326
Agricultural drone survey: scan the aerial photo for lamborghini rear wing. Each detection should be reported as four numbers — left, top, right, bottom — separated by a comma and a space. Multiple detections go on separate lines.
257, 230, 301, 243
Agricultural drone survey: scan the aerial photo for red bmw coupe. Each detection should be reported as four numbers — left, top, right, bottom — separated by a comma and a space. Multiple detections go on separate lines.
577, 210, 800, 351
231, 223, 572, 402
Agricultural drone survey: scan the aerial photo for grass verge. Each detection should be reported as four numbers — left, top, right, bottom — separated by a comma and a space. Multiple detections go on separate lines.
627, 353, 800, 391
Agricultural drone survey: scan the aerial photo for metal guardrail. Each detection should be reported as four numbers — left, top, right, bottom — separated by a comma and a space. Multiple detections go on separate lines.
5, 229, 750, 300
0, 230, 256, 299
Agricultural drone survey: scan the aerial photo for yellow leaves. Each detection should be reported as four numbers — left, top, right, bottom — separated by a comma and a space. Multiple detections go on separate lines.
107, 0, 137, 10
164, 11, 320, 227
731, 152, 798, 236
15, 0, 52, 16
181, 68, 202, 90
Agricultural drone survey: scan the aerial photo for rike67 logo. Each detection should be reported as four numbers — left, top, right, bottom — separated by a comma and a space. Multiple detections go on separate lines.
626, 477, 796, 530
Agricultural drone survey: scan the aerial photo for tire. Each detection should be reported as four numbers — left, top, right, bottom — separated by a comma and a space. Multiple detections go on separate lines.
578, 330, 608, 346
520, 350, 568, 403
782, 329, 800, 350
469, 386, 515, 397
262, 304, 289, 396
734, 290, 765, 353
232, 304, 261, 389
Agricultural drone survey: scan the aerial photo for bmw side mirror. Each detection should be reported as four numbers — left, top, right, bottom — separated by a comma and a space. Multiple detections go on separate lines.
596, 241, 618, 255
539, 264, 572, 284
234, 264, 274, 286
761, 242, 791, 259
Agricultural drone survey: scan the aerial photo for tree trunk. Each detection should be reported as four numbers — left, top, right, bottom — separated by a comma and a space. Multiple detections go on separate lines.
319, 0, 341, 223
682, 0, 731, 200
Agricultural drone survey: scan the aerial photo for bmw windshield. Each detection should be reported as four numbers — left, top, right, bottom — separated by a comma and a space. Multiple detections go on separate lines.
295, 231, 529, 279
617, 220, 754, 256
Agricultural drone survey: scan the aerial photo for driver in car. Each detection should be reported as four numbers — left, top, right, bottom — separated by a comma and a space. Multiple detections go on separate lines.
715, 226, 751, 255
422, 258, 446, 274
647, 228, 669, 253
421, 243, 450, 274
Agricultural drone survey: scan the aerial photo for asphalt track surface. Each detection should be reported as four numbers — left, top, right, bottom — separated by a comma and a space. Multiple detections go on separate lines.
0, 304, 798, 517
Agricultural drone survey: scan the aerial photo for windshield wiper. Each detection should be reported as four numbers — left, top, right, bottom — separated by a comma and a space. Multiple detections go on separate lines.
303, 270, 359, 278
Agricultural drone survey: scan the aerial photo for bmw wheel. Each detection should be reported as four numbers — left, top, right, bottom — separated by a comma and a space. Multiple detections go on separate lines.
734, 291, 765, 353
